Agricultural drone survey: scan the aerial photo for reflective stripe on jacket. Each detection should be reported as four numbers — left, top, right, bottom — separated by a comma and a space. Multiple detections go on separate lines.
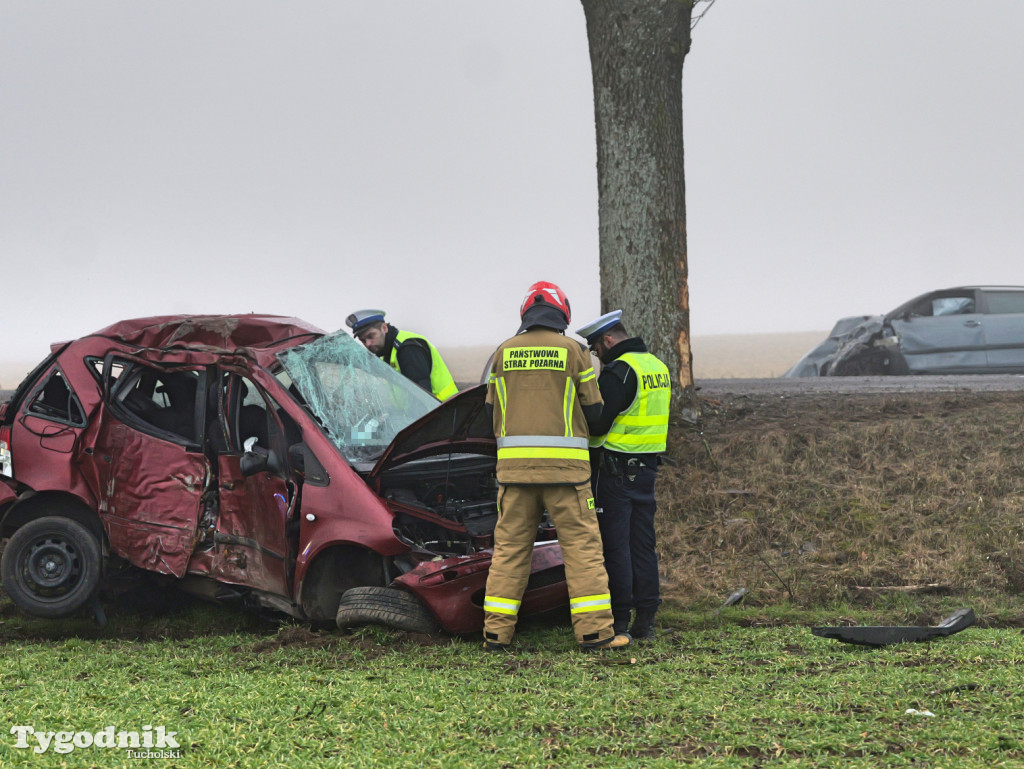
590, 351, 670, 453
569, 593, 612, 615
387, 330, 459, 400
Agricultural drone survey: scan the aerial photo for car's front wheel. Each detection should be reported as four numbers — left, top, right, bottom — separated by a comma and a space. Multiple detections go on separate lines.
832, 344, 908, 376
335, 586, 438, 634
1, 516, 103, 618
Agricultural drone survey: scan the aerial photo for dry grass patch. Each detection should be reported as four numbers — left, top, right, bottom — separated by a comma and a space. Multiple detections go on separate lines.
658, 391, 1024, 615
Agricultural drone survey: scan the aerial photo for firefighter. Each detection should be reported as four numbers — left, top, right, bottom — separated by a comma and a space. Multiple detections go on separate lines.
576, 310, 671, 641
346, 309, 459, 400
482, 282, 631, 651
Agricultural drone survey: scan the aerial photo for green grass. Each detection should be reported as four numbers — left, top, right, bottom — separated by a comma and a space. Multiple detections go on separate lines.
2, 601, 1023, 768
6, 390, 1024, 767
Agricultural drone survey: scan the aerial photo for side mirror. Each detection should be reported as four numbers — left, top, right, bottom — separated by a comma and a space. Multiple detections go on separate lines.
240, 448, 285, 476
240, 450, 269, 477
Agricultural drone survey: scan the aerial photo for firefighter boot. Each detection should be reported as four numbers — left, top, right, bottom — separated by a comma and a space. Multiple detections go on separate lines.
629, 609, 657, 641
581, 632, 632, 651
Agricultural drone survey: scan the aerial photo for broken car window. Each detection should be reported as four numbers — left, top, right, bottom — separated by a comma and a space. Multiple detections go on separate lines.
85, 356, 126, 385
276, 331, 437, 463
27, 368, 85, 426
930, 296, 974, 316
113, 363, 204, 444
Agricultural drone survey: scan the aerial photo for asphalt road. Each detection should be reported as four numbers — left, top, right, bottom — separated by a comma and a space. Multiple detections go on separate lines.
695, 374, 1024, 397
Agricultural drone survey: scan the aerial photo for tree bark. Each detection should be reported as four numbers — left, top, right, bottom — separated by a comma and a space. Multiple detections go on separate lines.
581, 0, 694, 410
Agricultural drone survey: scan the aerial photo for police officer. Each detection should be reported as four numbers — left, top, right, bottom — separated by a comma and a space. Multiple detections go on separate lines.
346, 309, 459, 400
482, 283, 631, 652
576, 310, 671, 640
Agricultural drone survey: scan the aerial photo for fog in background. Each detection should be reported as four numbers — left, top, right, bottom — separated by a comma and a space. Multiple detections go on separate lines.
3, 1, 1023, 365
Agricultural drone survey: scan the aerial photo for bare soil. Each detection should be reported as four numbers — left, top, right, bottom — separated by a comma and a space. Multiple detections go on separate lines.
657, 387, 1024, 620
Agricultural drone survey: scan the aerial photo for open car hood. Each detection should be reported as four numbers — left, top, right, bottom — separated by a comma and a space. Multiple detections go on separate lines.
368, 384, 495, 479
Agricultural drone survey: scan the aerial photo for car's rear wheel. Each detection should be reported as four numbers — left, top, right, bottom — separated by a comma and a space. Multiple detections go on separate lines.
1, 516, 103, 618
335, 586, 438, 634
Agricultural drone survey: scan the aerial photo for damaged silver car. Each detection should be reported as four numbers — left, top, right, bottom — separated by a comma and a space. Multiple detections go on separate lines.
785, 286, 1024, 377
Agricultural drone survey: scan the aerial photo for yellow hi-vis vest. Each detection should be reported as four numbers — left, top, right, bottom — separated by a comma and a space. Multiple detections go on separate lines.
388, 330, 459, 401
590, 351, 670, 453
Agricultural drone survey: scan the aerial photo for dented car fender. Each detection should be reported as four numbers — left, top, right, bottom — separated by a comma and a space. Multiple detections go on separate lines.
395, 541, 568, 635
291, 462, 407, 601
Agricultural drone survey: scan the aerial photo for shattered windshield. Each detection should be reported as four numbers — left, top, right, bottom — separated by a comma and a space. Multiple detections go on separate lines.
276, 331, 438, 463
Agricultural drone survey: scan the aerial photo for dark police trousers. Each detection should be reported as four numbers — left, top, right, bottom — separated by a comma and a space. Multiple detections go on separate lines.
592, 455, 661, 629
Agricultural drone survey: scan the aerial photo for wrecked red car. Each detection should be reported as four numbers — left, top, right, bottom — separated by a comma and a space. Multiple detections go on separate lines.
0, 315, 568, 634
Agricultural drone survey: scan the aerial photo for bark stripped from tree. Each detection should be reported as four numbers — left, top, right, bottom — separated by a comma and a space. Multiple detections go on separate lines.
581, 0, 694, 409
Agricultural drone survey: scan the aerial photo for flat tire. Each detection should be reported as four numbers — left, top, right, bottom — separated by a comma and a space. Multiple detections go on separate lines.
335, 586, 438, 634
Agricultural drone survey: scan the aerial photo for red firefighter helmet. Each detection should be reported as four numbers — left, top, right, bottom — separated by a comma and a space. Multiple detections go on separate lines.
519, 281, 571, 323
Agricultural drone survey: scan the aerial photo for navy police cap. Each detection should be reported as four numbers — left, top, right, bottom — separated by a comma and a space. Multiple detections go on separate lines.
575, 310, 623, 344
345, 309, 386, 334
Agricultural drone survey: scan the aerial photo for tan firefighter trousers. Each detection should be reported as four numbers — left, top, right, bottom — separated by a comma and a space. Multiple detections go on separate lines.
483, 483, 615, 646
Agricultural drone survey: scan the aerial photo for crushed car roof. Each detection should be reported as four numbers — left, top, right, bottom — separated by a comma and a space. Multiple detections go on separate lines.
71, 314, 325, 353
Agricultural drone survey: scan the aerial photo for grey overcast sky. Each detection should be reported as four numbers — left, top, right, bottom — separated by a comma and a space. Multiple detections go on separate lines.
3, 2, 1024, 362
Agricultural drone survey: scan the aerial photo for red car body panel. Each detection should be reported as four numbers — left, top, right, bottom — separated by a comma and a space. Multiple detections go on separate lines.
292, 470, 410, 591
0, 315, 570, 634
9, 403, 94, 505
395, 541, 569, 635
207, 454, 293, 595
89, 314, 323, 353
78, 415, 209, 577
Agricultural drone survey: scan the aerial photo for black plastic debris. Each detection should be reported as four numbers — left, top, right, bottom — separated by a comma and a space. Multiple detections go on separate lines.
811, 608, 975, 647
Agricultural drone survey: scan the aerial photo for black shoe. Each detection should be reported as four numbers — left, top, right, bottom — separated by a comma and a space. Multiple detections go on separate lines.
483, 640, 511, 652
629, 624, 656, 641
630, 610, 657, 641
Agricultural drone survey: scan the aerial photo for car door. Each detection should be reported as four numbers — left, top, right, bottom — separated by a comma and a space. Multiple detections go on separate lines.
977, 289, 1024, 372
7, 365, 89, 493
888, 290, 988, 373
206, 372, 297, 597
77, 357, 210, 578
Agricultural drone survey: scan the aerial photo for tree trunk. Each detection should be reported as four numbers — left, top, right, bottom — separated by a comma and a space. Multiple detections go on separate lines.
581, 0, 694, 411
